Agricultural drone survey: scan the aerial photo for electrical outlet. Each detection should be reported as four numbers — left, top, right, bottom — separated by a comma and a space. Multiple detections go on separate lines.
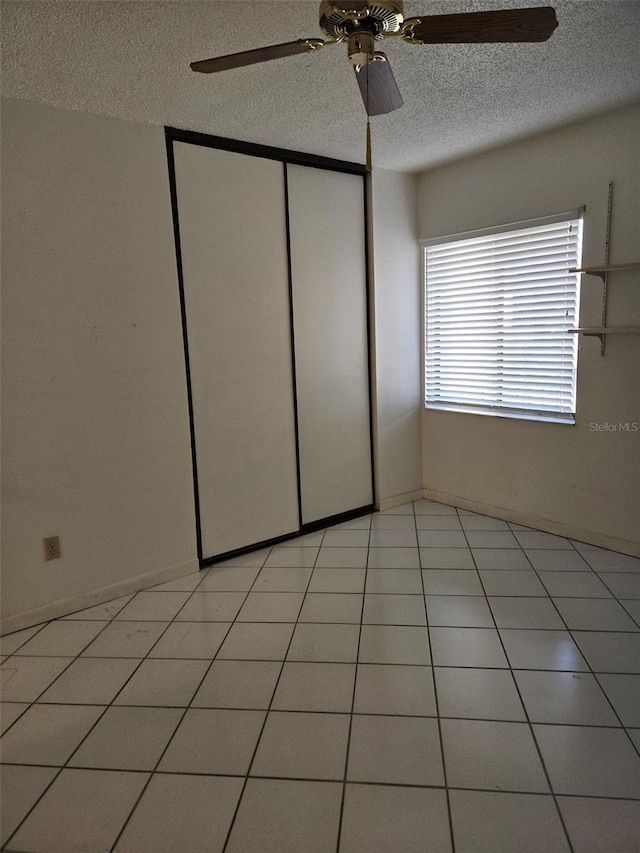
43, 536, 61, 561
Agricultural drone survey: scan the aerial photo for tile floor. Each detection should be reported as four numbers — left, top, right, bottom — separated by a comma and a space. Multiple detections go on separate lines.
1, 500, 639, 852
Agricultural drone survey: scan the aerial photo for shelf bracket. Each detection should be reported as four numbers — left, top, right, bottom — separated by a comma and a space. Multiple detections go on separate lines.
586, 330, 605, 347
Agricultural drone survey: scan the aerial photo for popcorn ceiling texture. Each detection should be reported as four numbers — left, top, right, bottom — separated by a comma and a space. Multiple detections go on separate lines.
1, 0, 639, 172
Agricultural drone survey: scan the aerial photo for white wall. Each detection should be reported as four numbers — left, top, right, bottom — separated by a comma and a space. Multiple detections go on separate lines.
371, 169, 423, 508
418, 104, 640, 554
1, 99, 198, 630
1, 100, 425, 631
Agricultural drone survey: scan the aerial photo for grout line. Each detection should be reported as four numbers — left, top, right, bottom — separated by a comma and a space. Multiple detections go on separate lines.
107, 547, 279, 852
517, 543, 639, 748
423, 504, 457, 853
334, 512, 371, 853
0, 620, 51, 654
3, 662, 638, 673
94, 586, 241, 848
7, 621, 640, 645
466, 519, 581, 853
0, 602, 153, 850
1, 761, 639, 802
218, 535, 323, 853
0, 618, 146, 849
1, 708, 635, 726
577, 567, 640, 631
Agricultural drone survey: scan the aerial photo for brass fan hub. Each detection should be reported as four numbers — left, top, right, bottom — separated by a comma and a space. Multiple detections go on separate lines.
319, 1, 404, 41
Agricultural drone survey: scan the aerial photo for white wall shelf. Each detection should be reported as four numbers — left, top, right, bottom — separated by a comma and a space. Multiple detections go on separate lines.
572, 182, 639, 354
570, 262, 640, 282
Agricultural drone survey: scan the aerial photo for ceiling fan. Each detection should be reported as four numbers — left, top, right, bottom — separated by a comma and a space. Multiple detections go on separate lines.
190, 2, 559, 118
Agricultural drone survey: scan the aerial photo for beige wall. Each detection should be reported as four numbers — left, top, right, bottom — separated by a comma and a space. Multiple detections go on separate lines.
1, 99, 198, 630
418, 104, 640, 554
1, 101, 424, 631
371, 168, 423, 507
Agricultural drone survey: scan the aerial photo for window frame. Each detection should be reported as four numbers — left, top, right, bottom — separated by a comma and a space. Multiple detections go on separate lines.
421, 209, 584, 425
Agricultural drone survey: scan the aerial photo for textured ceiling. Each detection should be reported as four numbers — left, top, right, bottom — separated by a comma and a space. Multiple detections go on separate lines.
2, 0, 639, 172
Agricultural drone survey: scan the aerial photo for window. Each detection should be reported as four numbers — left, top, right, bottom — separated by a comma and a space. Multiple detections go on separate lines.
423, 211, 583, 423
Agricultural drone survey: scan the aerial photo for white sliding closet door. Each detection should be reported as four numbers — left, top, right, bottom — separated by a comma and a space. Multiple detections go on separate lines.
287, 165, 373, 524
173, 142, 300, 558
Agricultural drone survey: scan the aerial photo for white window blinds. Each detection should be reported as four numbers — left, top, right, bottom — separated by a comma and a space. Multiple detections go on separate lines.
424, 212, 583, 423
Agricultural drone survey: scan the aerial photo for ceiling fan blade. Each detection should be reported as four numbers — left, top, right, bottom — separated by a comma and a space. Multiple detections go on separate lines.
402, 7, 558, 44
354, 54, 404, 116
191, 38, 328, 73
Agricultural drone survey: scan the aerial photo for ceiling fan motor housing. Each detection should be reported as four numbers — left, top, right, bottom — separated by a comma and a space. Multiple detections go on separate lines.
319, 1, 405, 66
319, 1, 405, 41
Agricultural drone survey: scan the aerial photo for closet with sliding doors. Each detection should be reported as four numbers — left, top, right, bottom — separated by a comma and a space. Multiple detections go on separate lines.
166, 128, 374, 565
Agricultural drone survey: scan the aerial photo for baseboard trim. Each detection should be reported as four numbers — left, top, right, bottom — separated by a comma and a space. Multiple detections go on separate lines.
4, 489, 637, 635
423, 489, 640, 558
379, 489, 424, 511
0, 558, 200, 636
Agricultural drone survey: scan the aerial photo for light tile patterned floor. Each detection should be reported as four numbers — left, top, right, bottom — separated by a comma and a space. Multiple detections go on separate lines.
1, 500, 639, 852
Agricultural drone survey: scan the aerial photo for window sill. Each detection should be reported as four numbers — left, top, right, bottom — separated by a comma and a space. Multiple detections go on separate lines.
424, 403, 575, 425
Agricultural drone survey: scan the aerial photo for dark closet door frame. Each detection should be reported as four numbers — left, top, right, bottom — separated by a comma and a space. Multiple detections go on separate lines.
165, 126, 376, 567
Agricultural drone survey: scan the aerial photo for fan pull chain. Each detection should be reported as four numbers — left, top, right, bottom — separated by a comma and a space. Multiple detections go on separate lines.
366, 118, 372, 172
